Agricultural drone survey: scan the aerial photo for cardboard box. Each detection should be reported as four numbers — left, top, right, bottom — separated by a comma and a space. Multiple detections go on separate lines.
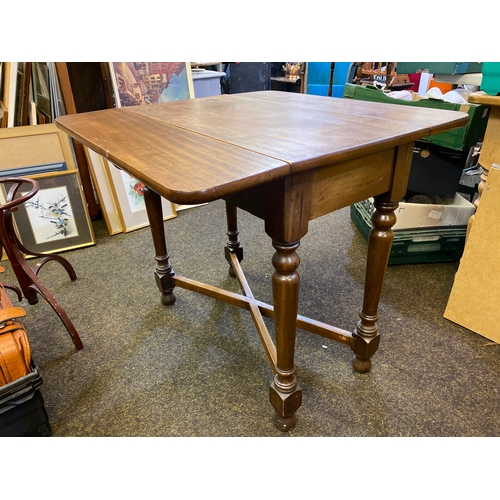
342, 83, 490, 150
360, 193, 475, 231
395, 62, 483, 75
444, 165, 500, 342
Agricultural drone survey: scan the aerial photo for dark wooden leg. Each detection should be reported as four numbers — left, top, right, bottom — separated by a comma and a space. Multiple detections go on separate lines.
28, 280, 84, 349
268, 240, 302, 431
143, 186, 176, 306
352, 197, 398, 373
224, 201, 243, 278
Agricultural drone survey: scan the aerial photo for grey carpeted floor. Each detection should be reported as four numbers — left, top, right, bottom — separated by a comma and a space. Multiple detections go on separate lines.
2, 196, 499, 437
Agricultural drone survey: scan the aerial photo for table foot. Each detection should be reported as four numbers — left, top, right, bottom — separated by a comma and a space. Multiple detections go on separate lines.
160, 289, 176, 306
269, 381, 302, 432
274, 413, 297, 432
352, 355, 372, 373
153, 252, 176, 306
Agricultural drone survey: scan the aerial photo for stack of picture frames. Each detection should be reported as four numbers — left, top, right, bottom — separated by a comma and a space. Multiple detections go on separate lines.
1, 62, 203, 240
0, 62, 62, 128
0, 123, 95, 258
84, 62, 203, 235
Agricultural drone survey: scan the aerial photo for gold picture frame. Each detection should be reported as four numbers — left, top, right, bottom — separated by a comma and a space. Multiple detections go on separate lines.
0, 123, 77, 176
85, 146, 177, 234
84, 146, 123, 235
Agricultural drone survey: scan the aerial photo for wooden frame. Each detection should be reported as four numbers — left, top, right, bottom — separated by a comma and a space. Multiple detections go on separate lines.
84, 146, 124, 235
1, 62, 18, 128
85, 146, 177, 234
0, 123, 77, 175
31, 62, 51, 122
14, 62, 32, 126
0, 62, 6, 127
0, 101, 8, 128
5, 171, 95, 255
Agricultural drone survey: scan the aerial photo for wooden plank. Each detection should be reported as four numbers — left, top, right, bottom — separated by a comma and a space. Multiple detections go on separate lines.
172, 271, 354, 348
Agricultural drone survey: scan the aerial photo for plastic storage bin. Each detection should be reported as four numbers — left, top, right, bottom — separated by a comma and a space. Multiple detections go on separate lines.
350, 202, 467, 265
0, 362, 52, 437
192, 70, 225, 98
407, 141, 472, 198
343, 83, 489, 151
306, 62, 352, 97
396, 62, 483, 75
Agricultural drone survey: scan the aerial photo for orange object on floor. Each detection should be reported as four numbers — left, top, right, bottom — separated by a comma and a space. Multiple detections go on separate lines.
429, 78, 453, 93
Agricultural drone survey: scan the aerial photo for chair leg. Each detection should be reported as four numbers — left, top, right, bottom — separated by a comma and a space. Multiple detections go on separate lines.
0, 213, 83, 349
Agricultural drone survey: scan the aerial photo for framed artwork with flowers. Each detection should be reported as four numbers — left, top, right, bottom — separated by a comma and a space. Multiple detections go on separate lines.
104, 158, 176, 233
100, 62, 195, 232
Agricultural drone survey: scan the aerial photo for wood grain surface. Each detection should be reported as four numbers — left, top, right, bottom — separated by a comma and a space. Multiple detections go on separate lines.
56, 91, 469, 205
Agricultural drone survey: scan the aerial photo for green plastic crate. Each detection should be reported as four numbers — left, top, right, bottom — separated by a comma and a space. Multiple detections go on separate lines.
350, 202, 467, 265
342, 83, 489, 151
395, 62, 483, 75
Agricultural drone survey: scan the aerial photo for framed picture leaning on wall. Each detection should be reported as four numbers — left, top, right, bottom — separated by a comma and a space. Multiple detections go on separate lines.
105, 62, 195, 229
4, 170, 95, 255
0, 123, 77, 177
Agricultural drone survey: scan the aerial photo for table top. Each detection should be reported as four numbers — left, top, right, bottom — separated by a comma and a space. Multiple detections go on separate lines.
468, 91, 500, 106
56, 91, 469, 205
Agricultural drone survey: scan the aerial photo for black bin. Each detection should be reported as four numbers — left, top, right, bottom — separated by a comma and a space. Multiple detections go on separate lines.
0, 362, 52, 437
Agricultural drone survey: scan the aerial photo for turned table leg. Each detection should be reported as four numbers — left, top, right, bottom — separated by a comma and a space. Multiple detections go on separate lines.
352, 197, 398, 373
143, 186, 176, 306
268, 240, 303, 431
224, 201, 243, 278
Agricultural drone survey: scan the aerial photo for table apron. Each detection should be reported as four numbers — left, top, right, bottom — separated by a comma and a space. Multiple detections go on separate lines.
224, 144, 410, 230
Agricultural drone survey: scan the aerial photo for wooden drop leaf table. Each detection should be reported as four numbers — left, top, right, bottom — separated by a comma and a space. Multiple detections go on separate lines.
56, 91, 468, 431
